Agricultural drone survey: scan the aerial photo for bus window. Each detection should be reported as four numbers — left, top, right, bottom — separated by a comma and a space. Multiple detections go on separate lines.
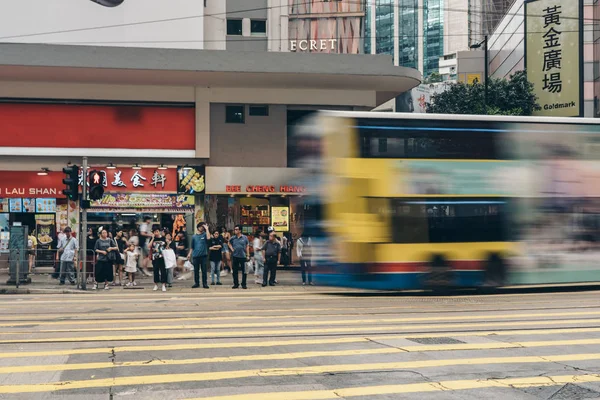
390, 199, 509, 243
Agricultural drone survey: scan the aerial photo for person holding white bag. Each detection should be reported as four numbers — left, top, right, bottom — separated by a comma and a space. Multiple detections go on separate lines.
149, 227, 168, 292
164, 233, 178, 288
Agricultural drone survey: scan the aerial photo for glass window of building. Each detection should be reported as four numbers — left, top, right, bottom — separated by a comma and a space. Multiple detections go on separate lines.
227, 19, 243, 36
251, 20, 267, 36
423, 0, 444, 78
225, 105, 245, 124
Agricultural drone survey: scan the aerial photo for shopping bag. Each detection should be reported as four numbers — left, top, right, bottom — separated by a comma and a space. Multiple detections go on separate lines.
184, 260, 194, 270
245, 261, 255, 274
163, 249, 177, 270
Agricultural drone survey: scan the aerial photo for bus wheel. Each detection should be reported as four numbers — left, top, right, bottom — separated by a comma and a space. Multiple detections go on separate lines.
425, 255, 451, 292
484, 254, 506, 288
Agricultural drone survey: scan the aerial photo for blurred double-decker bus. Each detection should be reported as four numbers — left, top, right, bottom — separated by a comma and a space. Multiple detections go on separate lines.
290, 111, 600, 290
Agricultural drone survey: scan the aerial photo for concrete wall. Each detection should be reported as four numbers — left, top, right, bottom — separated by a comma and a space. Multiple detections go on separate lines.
225, 0, 269, 51
0, 0, 204, 49
204, 0, 227, 50
209, 104, 287, 167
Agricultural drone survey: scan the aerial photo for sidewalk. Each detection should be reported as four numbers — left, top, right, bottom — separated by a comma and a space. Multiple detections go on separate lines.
0, 267, 332, 295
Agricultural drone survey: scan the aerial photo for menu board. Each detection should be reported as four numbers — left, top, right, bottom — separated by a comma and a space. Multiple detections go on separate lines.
36, 198, 57, 213
22, 198, 35, 213
0, 199, 8, 213
271, 207, 290, 232
35, 214, 56, 266
178, 166, 205, 194
9, 198, 22, 213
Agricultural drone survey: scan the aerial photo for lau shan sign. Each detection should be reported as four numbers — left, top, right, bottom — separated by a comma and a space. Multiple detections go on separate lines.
525, 0, 583, 117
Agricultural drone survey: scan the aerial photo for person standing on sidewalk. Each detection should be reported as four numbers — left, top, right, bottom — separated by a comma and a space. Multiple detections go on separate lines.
149, 227, 168, 292
58, 227, 78, 285
208, 230, 223, 285
229, 225, 249, 289
253, 229, 265, 285
138, 217, 153, 277
94, 229, 116, 290
165, 232, 177, 288
297, 234, 313, 286
188, 223, 210, 289
261, 232, 281, 287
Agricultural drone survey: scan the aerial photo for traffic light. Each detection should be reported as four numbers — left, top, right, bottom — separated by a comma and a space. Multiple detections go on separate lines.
88, 170, 105, 201
62, 165, 80, 201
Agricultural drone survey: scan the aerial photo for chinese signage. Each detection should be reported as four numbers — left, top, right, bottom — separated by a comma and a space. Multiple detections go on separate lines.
271, 207, 289, 232
177, 166, 205, 195
91, 193, 194, 209
526, 0, 582, 117
290, 39, 338, 52
80, 167, 177, 193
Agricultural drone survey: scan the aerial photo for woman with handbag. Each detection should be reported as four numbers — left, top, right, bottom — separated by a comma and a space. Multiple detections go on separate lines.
94, 229, 117, 290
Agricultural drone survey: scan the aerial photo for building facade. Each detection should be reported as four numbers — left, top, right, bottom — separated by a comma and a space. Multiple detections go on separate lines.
0, 43, 420, 263
365, 0, 478, 80
488, 0, 598, 118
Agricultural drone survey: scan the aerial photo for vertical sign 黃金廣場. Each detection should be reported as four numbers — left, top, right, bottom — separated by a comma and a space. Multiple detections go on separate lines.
525, 0, 583, 117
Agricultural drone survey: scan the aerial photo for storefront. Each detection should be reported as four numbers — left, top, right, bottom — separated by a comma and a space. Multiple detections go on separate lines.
86, 166, 202, 237
0, 171, 72, 264
204, 167, 306, 238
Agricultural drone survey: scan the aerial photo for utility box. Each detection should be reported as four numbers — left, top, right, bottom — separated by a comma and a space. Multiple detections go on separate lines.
7, 225, 30, 285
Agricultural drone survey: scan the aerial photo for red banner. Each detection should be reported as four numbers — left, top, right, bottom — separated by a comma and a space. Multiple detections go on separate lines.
0, 103, 195, 150
0, 168, 178, 198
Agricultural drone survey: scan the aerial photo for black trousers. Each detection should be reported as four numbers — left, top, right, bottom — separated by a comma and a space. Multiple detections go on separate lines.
193, 256, 208, 287
153, 258, 167, 284
232, 257, 247, 288
264, 256, 277, 285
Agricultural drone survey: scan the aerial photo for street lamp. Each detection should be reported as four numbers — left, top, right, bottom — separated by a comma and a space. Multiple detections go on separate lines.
470, 35, 489, 112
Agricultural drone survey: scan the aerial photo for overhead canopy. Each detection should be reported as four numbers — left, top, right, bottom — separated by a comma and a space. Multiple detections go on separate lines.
0, 43, 421, 105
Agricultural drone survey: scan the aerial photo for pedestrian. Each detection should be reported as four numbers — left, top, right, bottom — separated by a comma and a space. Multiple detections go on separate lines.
58, 227, 78, 285
208, 229, 223, 285
94, 229, 116, 290
229, 225, 250, 289
280, 233, 289, 267
175, 231, 188, 278
188, 222, 210, 289
27, 229, 37, 274
124, 243, 138, 287
297, 234, 313, 285
253, 230, 265, 284
113, 230, 127, 286
165, 232, 177, 287
221, 228, 232, 275
149, 227, 168, 292
261, 231, 281, 287
138, 216, 153, 277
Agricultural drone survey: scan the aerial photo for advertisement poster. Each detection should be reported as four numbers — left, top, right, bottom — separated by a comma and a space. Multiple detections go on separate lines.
526, 0, 582, 116
22, 198, 35, 213
9, 198, 22, 212
0, 199, 8, 213
35, 214, 56, 266
92, 193, 194, 209
178, 166, 205, 195
0, 214, 9, 253
271, 207, 290, 232
36, 198, 57, 213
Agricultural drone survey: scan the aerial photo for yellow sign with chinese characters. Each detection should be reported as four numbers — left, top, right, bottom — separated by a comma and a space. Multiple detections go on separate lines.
466, 73, 483, 84
526, 0, 582, 117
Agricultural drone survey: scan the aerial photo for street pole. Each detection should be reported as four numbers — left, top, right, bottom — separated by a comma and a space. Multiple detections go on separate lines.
484, 35, 489, 112
80, 157, 88, 290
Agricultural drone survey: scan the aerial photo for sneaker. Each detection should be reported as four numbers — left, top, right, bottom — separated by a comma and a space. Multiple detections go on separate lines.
92, 283, 98, 290
177, 276, 187, 280
203, 285, 210, 289
216, 282, 222, 285
302, 282, 306, 286
262, 284, 267, 287
162, 285, 167, 292
126, 282, 132, 287
153, 284, 158, 291
192, 284, 200, 288
242, 286, 248, 289
232, 285, 239, 289
309, 282, 315, 286
104, 285, 110, 290
220, 270, 228, 277
133, 281, 137, 286
211, 282, 216, 286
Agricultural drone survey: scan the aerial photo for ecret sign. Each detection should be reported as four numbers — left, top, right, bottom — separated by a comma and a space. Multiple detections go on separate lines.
290, 39, 338, 52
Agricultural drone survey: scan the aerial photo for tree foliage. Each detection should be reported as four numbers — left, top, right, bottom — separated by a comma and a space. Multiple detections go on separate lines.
425, 70, 541, 116
424, 72, 443, 84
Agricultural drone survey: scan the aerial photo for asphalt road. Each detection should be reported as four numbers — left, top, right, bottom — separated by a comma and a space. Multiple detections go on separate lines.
0, 288, 599, 399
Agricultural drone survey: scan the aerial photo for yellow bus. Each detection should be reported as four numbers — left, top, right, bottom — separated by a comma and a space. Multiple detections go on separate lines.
292, 111, 600, 290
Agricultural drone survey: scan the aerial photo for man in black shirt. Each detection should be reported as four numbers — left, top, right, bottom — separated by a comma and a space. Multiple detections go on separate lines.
208, 230, 223, 285
261, 232, 281, 287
